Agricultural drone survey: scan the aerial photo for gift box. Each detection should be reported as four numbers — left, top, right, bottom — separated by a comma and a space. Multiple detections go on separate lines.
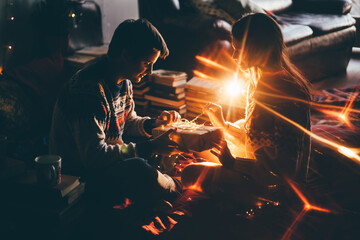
152, 124, 222, 152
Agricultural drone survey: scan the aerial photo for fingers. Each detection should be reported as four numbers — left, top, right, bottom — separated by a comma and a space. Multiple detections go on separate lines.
159, 110, 181, 125
169, 110, 181, 123
210, 149, 221, 158
203, 102, 222, 112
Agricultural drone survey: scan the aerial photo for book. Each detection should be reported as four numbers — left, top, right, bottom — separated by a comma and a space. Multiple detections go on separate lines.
151, 69, 187, 81
150, 83, 185, 94
152, 78, 186, 87
148, 89, 185, 100
75, 44, 108, 56
4, 170, 81, 207
185, 77, 222, 93
150, 69, 187, 87
186, 89, 218, 102
144, 94, 185, 107
152, 125, 221, 152
133, 86, 150, 96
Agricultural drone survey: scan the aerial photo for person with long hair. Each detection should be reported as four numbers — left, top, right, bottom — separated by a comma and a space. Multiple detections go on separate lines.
206, 12, 312, 182
182, 13, 312, 196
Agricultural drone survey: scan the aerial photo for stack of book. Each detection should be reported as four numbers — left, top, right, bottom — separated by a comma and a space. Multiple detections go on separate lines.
144, 69, 187, 116
185, 77, 222, 122
132, 79, 151, 110
3, 170, 85, 209
185, 77, 246, 122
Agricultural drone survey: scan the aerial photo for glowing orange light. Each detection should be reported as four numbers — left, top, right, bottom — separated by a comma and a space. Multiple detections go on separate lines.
282, 179, 331, 240
8, 45, 12, 50
142, 216, 178, 235
256, 101, 360, 165
10, 17, 14, 20
186, 162, 219, 192
196, 55, 233, 73
193, 70, 220, 82
316, 108, 354, 128
112, 198, 133, 210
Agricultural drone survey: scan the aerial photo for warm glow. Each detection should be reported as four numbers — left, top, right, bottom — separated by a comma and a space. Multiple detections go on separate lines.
71, 13, 76, 18
196, 55, 233, 73
338, 146, 359, 159
193, 70, 220, 82
256, 101, 360, 165
282, 179, 331, 240
8, 45, 12, 50
225, 80, 242, 97
10, 16, 14, 20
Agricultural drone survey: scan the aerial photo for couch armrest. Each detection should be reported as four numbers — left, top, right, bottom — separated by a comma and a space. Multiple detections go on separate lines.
292, 0, 352, 14
162, 14, 232, 41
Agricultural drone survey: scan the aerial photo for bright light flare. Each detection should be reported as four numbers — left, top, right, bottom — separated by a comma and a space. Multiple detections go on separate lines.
193, 70, 219, 82
282, 179, 331, 240
196, 55, 233, 73
315, 108, 354, 129
256, 101, 360, 165
225, 79, 243, 98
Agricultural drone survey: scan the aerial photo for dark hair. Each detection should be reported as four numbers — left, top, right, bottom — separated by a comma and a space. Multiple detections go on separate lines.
232, 13, 311, 97
107, 19, 169, 60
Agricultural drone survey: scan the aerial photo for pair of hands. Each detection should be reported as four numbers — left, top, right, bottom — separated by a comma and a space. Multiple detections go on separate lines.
150, 107, 235, 168
204, 103, 236, 167
151, 110, 181, 155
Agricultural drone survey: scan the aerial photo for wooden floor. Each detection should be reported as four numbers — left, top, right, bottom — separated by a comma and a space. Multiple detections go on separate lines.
313, 47, 360, 90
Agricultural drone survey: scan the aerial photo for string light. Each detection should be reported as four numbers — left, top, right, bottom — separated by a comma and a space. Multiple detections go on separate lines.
8, 45, 12, 50
10, 17, 14, 21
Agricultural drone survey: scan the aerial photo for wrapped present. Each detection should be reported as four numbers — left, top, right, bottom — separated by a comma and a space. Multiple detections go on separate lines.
152, 122, 222, 152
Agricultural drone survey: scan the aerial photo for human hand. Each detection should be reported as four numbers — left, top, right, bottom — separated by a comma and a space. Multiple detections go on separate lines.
210, 139, 235, 168
155, 110, 181, 127
150, 128, 180, 155
203, 102, 226, 128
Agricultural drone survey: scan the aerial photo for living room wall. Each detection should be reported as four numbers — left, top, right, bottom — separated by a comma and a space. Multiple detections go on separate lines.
93, 0, 139, 44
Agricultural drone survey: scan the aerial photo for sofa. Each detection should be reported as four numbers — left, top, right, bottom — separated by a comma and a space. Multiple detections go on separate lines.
138, 0, 357, 81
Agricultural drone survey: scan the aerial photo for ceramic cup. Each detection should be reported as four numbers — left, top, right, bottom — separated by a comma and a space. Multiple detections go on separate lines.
35, 155, 61, 186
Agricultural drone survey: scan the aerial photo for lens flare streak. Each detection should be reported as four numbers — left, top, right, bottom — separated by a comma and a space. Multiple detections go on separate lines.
282, 179, 331, 240
196, 55, 233, 73
255, 101, 360, 164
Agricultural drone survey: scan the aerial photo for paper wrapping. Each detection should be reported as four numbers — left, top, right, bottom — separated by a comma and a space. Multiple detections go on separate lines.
152, 125, 222, 152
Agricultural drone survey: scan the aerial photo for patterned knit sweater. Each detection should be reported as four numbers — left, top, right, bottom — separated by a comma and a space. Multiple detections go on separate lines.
49, 57, 152, 176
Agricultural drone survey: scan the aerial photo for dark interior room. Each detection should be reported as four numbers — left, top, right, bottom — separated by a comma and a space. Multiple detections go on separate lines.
1, 0, 360, 239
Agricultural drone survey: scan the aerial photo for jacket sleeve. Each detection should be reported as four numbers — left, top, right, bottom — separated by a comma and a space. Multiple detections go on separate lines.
123, 80, 152, 138
67, 94, 137, 170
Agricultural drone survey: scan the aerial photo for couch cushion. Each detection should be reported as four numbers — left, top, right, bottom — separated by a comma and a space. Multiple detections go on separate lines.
250, 0, 293, 13
276, 12, 356, 35
280, 24, 313, 44
292, 0, 352, 15
287, 26, 356, 58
